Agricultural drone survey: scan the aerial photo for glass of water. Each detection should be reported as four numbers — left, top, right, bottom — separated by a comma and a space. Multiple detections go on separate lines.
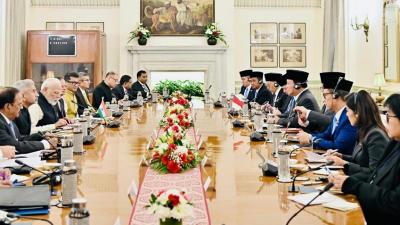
278, 150, 291, 182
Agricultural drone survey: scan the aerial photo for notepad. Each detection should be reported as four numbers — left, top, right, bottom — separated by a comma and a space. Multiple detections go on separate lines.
313, 168, 339, 176
288, 192, 342, 205
323, 200, 359, 211
305, 151, 327, 163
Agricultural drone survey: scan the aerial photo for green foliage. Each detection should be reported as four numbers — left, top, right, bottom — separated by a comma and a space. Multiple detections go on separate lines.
155, 80, 204, 97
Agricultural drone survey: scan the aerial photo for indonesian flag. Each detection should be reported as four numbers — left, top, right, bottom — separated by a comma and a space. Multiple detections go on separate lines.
97, 98, 110, 118
232, 94, 245, 110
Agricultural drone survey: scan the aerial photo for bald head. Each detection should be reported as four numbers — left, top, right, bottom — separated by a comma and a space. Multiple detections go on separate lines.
41, 78, 62, 103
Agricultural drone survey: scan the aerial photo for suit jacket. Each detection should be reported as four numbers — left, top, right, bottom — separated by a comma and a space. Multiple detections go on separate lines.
239, 86, 246, 95
343, 127, 389, 175
0, 114, 44, 154
112, 84, 133, 101
75, 88, 90, 116
130, 81, 150, 99
14, 107, 31, 136
274, 89, 291, 113
342, 140, 400, 225
312, 108, 357, 155
305, 108, 335, 133
250, 84, 273, 105
278, 89, 320, 127
92, 81, 114, 109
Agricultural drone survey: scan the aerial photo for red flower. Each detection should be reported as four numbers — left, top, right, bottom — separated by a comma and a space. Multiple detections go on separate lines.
167, 161, 181, 173
161, 155, 169, 165
169, 143, 177, 150
167, 117, 173, 123
183, 112, 189, 118
181, 153, 188, 163
153, 152, 160, 159
179, 120, 185, 127
177, 114, 184, 121
171, 125, 179, 133
168, 194, 180, 206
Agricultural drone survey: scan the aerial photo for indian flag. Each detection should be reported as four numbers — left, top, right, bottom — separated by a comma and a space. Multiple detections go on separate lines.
232, 94, 245, 110
97, 98, 110, 118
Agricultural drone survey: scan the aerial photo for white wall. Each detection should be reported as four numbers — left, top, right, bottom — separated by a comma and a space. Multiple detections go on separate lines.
0, 0, 5, 85
234, 7, 324, 82
345, 0, 384, 88
25, 6, 120, 74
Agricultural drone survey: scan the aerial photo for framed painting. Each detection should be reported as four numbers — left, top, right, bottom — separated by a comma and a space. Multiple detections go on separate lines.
250, 22, 278, 44
140, 0, 215, 36
279, 23, 306, 44
279, 46, 306, 68
250, 46, 278, 68
46, 22, 75, 30
76, 22, 105, 32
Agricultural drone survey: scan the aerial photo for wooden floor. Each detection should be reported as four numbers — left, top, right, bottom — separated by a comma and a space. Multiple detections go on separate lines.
29, 102, 365, 225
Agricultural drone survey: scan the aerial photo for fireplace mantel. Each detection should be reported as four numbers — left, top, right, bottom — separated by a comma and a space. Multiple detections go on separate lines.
126, 45, 228, 98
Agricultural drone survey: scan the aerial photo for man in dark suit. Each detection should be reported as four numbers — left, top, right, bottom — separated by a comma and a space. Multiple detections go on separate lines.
112, 75, 133, 101
277, 70, 320, 127
264, 73, 291, 113
248, 71, 273, 106
297, 78, 357, 154
0, 87, 58, 154
131, 70, 151, 100
92, 71, 119, 109
75, 73, 93, 115
13, 79, 38, 136
295, 72, 346, 133
239, 69, 254, 100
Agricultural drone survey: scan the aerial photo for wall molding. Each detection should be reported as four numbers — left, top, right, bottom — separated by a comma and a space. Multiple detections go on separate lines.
235, 0, 322, 8
30, 0, 120, 7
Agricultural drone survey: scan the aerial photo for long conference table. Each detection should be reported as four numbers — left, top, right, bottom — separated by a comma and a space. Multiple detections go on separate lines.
26, 101, 365, 225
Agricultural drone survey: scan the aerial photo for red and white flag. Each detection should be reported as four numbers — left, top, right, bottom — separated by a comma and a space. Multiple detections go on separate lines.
232, 94, 245, 110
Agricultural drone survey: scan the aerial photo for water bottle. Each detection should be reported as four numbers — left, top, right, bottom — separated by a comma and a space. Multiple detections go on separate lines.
221, 92, 227, 107
253, 109, 262, 131
277, 150, 291, 183
162, 87, 169, 99
72, 123, 84, 154
69, 198, 90, 225
62, 160, 78, 206
151, 90, 158, 103
229, 93, 235, 110
272, 129, 282, 157
110, 97, 118, 112
82, 109, 91, 134
204, 90, 211, 104
79, 118, 88, 137
266, 113, 275, 141
123, 94, 130, 111
137, 92, 143, 106
60, 134, 73, 166
242, 99, 249, 117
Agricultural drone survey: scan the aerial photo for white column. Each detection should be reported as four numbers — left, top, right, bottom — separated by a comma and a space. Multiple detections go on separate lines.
0, 0, 5, 86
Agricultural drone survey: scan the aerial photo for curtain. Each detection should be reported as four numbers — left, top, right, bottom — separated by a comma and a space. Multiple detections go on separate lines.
322, 0, 345, 72
2, 0, 25, 86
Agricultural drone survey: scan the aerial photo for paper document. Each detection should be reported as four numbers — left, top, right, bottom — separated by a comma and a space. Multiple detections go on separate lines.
323, 200, 359, 211
0, 157, 44, 168
15, 150, 44, 158
305, 151, 327, 163
313, 168, 339, 176
288, 192, 342, 205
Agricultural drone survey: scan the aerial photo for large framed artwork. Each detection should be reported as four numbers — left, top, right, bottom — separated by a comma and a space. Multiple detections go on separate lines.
279, 23, 306, 44
140, 0, 215, 36
250, 46, 278, 68
279, 46, 306, 68
250, 22, 278, 44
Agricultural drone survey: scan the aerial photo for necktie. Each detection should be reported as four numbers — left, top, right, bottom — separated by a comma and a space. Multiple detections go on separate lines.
244, 88, 249, 98
272, 93, 276, 106
8, 122, 17, 140
331, 117, 338, 134
285, 97, 295, 114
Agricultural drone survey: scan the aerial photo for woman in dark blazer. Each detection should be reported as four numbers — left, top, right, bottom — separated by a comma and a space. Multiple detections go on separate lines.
327, 90, 389, 175
329, 93, 400, 225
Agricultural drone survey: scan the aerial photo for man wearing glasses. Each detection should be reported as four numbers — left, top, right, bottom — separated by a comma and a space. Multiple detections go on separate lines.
64, 72, 80, 118
92, 71, 119, 109
76, 72, 93, 115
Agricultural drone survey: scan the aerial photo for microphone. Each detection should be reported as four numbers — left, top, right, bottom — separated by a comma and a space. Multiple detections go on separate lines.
282, 110, 297, 140
286, 182, 335, 225
288, 160, 334, 193
15, 160, 57, 196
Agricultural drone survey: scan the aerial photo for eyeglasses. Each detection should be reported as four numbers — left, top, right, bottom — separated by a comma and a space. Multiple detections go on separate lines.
110, 77, 118, 82
385, 112, 398, 123
67, 80, 80, 86
322, 92, 333, 99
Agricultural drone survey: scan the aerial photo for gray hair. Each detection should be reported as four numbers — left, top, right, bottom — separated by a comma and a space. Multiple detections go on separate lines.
14, 79, 35, 92
41, 78, 61, 91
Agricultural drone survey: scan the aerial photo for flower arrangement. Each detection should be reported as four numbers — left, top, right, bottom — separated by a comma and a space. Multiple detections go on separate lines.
151, 143, 199, 173
160, 111, 193, 130
146, 189, 193, 225
204, 23, 227, 45
128, 23, 151, 45
168, 96, 190, 109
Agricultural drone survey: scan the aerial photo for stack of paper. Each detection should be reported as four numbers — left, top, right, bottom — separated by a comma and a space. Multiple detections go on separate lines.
0, 157, 45, 168
288, 192, 343, 205
305, 151, 327, 163
313, 168, 339, 176
323, 200, 360, 211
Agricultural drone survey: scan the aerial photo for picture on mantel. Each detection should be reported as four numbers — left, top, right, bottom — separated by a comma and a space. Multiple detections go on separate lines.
140, 0, 215, 36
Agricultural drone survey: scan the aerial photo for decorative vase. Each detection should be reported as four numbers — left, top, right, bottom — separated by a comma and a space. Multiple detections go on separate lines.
159, 218, 182, 225
207, 37, 217, 45
138, 37, 147, 46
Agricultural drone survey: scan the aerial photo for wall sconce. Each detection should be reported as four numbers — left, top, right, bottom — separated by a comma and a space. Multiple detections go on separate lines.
351, 16, 370, 42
